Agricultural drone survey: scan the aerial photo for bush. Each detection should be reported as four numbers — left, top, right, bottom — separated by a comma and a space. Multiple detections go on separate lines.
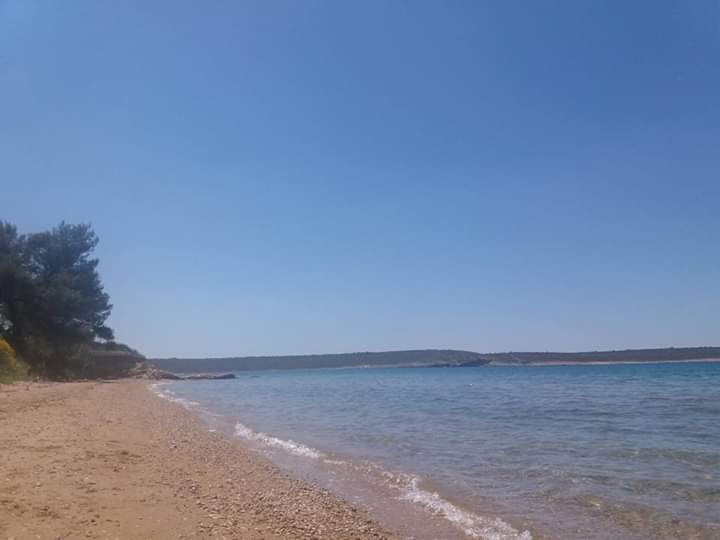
0, 337, 16, 365
0, 337, 29, 383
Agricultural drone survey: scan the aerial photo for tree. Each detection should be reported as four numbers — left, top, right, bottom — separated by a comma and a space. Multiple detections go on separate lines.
0, 222, 36, 350
0, 221, 114, 377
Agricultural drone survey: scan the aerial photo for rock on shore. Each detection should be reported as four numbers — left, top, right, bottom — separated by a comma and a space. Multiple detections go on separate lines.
129, 363, 236, 381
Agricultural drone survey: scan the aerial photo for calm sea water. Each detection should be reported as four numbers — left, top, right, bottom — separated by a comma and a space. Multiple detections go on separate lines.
158, 362, 720, 539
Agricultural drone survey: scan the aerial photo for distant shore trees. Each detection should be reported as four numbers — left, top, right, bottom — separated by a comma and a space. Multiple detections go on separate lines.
0, 221, 114, 378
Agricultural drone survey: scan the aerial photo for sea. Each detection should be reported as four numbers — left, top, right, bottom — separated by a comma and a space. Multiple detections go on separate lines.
153, 361, 720, 540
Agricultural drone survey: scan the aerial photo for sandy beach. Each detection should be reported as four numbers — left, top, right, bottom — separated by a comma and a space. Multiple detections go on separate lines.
0, 380, 394, 540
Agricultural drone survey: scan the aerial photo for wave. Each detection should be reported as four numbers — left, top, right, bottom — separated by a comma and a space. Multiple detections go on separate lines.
149, 382, 201, 411
229, 420, 531, 540
400, 476, 532, 540
152, 383, 531, 540
233, 421, 323, 459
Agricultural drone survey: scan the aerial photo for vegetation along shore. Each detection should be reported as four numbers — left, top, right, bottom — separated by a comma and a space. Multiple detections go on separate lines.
2, 220, 718, 539
0, 220, 389, 539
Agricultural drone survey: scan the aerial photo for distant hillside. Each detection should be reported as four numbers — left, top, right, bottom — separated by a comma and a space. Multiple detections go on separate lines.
151, 347, 720, 374
151, 349, 483, 373
478, 347, 720, 365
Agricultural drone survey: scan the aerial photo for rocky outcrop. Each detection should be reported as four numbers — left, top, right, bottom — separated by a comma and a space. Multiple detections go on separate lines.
183, 373, 236, 380
128, 363, 180, 380
77, 351, 147, 379
129, 363, 235, 381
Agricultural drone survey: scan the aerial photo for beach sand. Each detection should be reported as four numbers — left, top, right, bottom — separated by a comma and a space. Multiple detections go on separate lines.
0, 380, 394, 539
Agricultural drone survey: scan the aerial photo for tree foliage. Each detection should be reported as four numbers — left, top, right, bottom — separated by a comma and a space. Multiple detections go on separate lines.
0, 221, 113, 377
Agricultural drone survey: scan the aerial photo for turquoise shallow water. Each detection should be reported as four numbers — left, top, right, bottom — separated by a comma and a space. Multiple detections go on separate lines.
164, 362, 720, 539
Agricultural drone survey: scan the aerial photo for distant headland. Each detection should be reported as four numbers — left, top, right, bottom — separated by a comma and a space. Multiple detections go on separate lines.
151, 347, 720, 373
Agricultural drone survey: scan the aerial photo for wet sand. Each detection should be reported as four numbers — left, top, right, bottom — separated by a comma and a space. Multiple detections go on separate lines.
0, 380, 394, 539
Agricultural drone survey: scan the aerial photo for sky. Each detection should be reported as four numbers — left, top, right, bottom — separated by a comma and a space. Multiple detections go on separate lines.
1, 1, 719, 358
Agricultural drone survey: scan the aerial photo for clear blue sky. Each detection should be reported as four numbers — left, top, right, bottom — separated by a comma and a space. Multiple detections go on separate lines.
2, 1, 718, 358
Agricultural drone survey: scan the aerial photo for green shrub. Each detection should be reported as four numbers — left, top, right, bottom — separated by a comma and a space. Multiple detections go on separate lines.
0, 338, 29, 383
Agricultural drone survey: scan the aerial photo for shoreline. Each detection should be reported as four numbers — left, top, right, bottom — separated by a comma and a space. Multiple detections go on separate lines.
153, 360, 720, 540
152, 381, 536, 540
0, 379, 394, 539
164, 357, 720, 375
488, 358, 720, 366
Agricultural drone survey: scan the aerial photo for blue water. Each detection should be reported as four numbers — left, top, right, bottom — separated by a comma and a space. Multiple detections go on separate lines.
162, 362, 720, 539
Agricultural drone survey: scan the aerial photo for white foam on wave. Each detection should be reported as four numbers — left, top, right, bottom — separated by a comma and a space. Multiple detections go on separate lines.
234, 422, 323, 459
337, 459, 533, 540
400, 476, 532, 540
150, 383, 531, 539
322, 458, 348, 465
149, 383, 201, 411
